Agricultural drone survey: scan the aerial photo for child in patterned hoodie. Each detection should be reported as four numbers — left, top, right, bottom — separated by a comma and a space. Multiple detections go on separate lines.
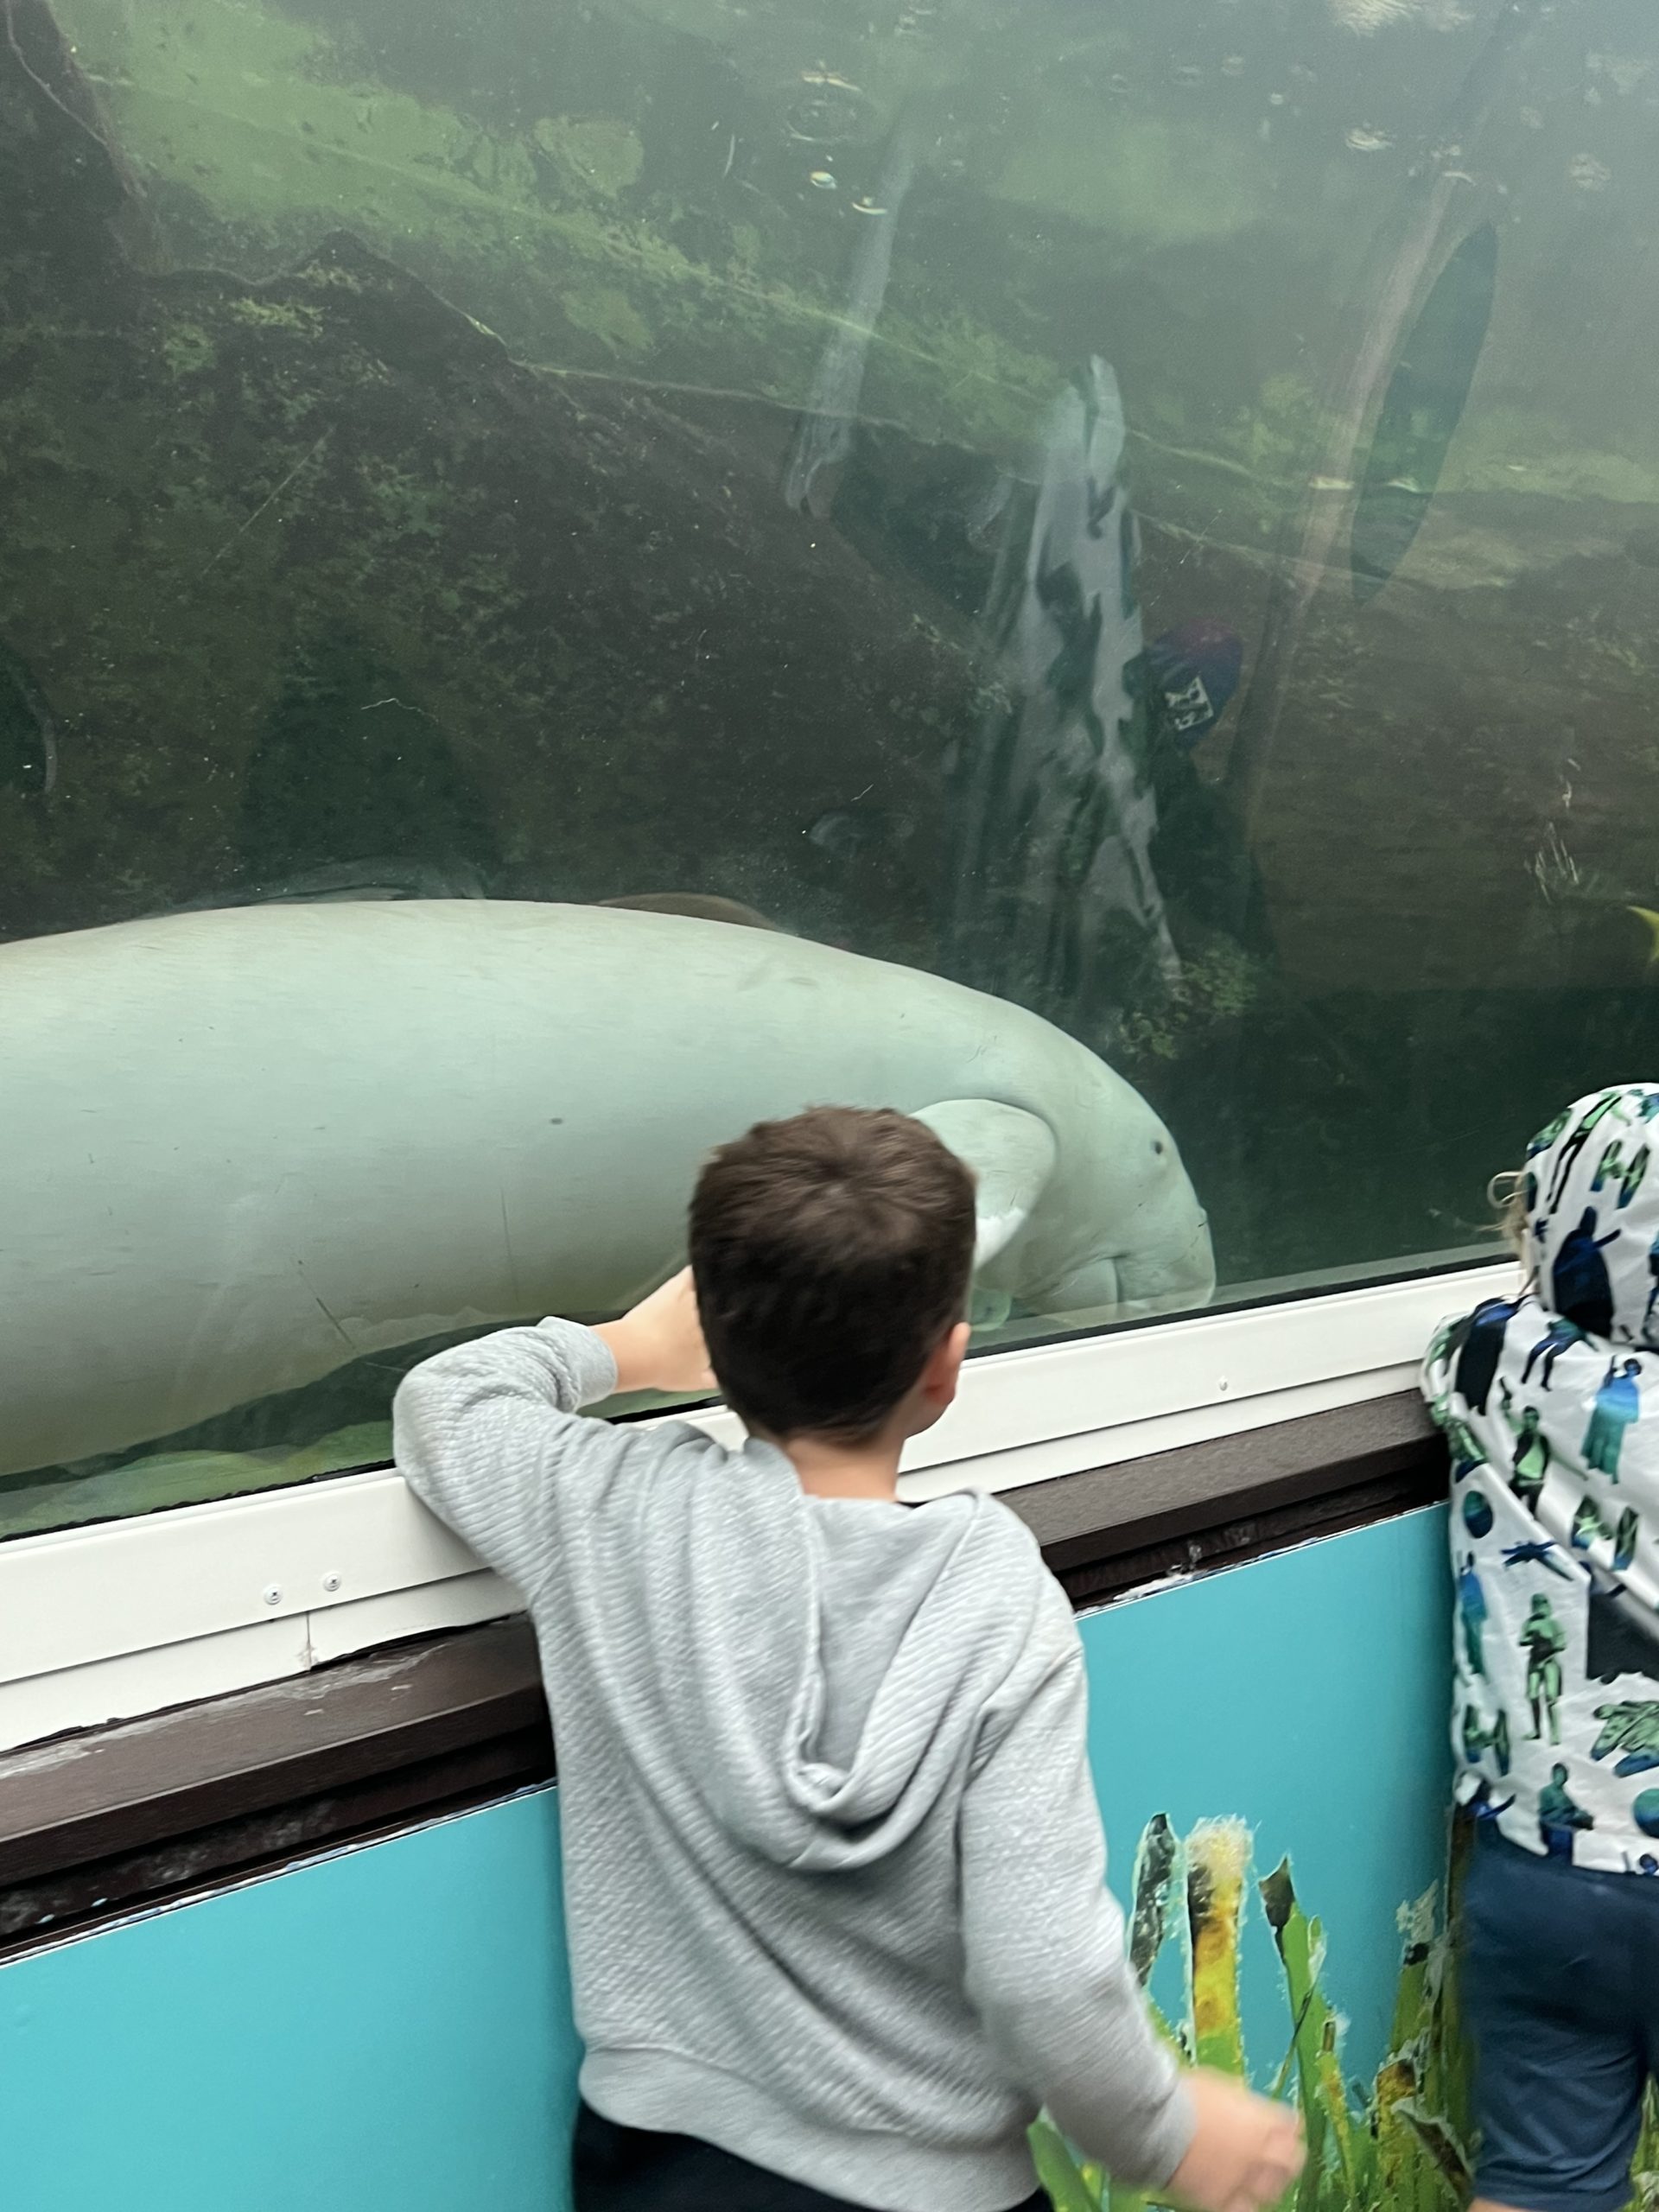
1425, 1084, 1659, 2212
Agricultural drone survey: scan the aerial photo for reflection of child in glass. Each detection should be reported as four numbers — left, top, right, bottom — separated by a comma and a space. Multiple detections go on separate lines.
1424, 1084, 1659, 2212
397, 1108, 1302, 2212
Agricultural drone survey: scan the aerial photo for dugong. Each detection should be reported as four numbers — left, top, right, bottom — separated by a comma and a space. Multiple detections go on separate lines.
2, 902, 1212, 1476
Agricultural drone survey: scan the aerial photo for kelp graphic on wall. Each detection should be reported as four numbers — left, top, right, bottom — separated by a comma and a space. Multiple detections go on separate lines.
1029, 1815, 1484, 2212
1034, 1815, 1659, 2211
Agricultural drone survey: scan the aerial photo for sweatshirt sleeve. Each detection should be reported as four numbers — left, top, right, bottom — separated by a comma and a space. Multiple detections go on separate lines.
958, 1624, 1194, 2188
392, 1318, 625, 1599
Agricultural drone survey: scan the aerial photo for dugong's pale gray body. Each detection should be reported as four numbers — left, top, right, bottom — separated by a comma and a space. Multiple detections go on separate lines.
3, 902, 1212, 1475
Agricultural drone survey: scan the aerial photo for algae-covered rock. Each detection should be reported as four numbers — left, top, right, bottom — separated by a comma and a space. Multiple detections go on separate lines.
531, 117, 645, 200
1, 21, 993, 960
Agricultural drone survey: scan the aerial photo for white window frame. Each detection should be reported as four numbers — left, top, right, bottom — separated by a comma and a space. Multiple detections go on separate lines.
0, 1259, 1512, 1752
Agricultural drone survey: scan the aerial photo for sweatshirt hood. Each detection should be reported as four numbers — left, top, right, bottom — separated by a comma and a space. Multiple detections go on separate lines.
1522, 1084, 1659, 1342
657, 1443, 1057, 1873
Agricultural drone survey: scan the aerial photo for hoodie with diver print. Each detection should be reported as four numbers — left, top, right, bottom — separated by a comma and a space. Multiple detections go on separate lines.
1425, 1083, 1659, 1872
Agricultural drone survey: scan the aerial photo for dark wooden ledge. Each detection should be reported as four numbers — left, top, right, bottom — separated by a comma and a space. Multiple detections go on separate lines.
0, 1389, 1444, 1959
0, 1620, 552, 1958
1022, 1387, 1440, 1606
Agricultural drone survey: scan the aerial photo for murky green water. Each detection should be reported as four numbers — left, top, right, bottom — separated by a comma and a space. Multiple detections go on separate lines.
3, 0, 1657, 1534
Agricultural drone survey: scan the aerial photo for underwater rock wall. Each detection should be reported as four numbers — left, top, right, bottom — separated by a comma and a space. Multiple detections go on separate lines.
1, 46, 991, 958
7, 0, 1659, 1519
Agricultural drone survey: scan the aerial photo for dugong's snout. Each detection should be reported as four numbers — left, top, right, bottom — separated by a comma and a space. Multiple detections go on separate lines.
1035, 1196, 1216, 1325
1111, 1206, 1216, 1318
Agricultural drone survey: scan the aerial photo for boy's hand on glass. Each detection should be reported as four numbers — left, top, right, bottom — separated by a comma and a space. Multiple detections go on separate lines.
595, 1268, 715, 1396
1166, 2069, 1305, 2212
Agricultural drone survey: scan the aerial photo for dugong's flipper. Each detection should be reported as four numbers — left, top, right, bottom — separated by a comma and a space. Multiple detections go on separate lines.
912, 1099, 1058, 1269
601, 893, 783, 931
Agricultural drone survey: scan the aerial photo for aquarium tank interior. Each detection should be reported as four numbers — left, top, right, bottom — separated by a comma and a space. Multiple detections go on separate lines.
3, 0, 1656, 1538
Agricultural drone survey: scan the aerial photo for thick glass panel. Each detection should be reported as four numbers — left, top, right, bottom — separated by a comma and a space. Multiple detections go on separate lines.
3, 0, 1654, 1537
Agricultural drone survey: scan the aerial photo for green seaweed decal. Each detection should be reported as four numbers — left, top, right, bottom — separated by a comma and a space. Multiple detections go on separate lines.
1028, 1815, 1468, 2212
1031, 1813, 1659, 2211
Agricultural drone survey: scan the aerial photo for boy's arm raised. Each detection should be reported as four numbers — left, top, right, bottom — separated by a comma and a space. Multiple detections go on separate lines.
959, 1616, 1301, 2212
391, 1273, 712, 1599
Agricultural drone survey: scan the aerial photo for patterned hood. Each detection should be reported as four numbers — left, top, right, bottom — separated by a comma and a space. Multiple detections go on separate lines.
1522, 1084, 1659, 1343
1424, 1084, 1659, 1872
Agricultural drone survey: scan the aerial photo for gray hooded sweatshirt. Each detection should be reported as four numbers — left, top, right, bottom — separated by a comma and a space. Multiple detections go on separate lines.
394, 1319, 1192, 2212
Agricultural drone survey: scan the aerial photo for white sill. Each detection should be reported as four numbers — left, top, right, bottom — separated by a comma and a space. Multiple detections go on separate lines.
0, 1261, 1509, 1751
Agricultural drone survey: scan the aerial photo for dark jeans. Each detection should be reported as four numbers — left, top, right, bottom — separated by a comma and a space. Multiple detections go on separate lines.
1463, 1821, 1659, 2212
571, 2101, 1051, 2212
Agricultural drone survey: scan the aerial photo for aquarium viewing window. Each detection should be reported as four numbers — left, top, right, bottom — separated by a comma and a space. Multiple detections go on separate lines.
0, 0, 1649, 1728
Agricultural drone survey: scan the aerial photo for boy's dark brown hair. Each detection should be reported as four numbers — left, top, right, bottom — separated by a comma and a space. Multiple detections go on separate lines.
689, 1105, 976, 1441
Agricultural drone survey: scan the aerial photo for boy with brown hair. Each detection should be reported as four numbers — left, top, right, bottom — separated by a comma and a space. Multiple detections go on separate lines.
395, 1106, 1302, 2212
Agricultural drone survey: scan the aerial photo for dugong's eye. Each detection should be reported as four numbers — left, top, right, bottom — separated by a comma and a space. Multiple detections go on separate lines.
1153, 1139, 1167, 1157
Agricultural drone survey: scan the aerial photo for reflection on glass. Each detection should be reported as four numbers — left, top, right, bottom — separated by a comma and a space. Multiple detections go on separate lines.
3, 0, 1654, 1537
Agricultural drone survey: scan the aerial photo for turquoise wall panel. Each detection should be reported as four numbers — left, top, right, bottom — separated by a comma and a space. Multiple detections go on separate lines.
1081, 1504, 1451, 2085
0, 1509, 1452, 2212
0, 1788, 576, 2212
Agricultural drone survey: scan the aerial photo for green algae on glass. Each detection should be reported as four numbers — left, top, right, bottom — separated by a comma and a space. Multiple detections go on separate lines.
0, 1425, 391, 1540
988, 104, 1270, 251
52, 0, 1659, 533
562, 282, 654, 356
50, 0, 1053, 454
531, 117, 645, 200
